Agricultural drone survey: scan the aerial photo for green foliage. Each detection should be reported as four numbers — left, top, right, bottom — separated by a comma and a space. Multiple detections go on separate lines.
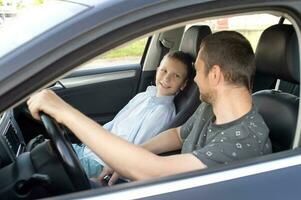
34, 0, 44, 5
101, 38, 147, 59
0, 0, 3, 6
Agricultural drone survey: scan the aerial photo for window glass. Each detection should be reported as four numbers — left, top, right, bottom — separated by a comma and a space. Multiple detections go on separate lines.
78, 37, 148, 70
0, 0, 86, 57
187, 14, 282, 51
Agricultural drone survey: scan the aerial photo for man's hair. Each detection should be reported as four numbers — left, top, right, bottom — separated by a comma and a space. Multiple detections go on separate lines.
165, 51, 194, 80
199, 31, 255, 91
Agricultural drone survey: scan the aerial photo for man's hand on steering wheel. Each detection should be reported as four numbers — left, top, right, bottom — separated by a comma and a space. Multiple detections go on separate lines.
27, 89, 91, 191
27, 89, 72, 123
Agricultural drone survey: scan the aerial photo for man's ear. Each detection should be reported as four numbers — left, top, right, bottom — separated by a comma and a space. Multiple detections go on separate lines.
209, 65, 222, 86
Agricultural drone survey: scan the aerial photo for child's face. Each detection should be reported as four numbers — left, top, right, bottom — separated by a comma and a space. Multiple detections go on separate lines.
155, 57, 188, 96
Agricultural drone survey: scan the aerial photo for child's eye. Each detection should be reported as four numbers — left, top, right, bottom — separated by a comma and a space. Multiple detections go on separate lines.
161, 69, 167, 73
175, 74, 181, 78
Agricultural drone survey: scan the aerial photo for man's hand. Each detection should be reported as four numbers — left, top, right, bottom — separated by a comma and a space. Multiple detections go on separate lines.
27, 89, 73, 123
99, 166, 120, 186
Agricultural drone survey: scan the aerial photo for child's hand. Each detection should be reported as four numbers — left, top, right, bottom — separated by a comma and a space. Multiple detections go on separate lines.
27, 89, 72, 123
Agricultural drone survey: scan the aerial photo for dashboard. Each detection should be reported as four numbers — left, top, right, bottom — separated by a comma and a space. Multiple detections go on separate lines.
0, 107, 79, 198
0, 110, 25, 168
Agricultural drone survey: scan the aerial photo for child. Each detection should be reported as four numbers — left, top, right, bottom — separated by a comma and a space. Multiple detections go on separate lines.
49, 51, 193, 178
73, 51, 193, 177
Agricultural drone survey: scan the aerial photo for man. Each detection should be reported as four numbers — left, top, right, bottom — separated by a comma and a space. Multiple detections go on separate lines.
28, 31, 272, 186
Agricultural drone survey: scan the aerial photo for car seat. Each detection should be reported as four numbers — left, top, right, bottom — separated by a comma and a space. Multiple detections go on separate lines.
253, 24, 300, 152
167, 25, 212, 128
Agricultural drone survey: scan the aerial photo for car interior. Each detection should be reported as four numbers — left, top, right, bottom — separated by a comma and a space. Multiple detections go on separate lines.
0, 11, 300, 199
253, 23, 299, 152
166, 25, 211, 129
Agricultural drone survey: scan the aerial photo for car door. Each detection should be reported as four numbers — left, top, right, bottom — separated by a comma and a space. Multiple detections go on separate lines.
1, 0, 301, 199
53, 38, 150, 125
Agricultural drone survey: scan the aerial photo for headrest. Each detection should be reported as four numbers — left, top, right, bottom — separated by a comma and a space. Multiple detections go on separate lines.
169, 26, 211, 127
180, 25, 212, 59
255, 24, 299, 83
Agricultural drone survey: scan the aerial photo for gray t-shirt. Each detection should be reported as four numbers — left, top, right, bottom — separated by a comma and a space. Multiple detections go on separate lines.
180, 103, 272, 167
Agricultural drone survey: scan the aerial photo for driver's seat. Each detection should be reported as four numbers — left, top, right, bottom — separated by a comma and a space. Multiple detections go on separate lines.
253, 24, 299, 152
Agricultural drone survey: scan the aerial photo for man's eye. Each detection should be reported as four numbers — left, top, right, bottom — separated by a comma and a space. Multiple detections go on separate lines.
161, 69, 167, 73
175, 74, 181, 78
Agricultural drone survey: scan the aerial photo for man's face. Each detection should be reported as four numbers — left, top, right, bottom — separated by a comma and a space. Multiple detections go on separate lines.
194, 51, 214, 104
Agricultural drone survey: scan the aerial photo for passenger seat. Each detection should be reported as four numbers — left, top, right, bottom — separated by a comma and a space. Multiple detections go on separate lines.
167, 25, 212, 128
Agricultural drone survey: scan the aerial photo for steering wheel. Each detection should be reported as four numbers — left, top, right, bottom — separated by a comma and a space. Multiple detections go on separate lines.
40, 112, 91, 191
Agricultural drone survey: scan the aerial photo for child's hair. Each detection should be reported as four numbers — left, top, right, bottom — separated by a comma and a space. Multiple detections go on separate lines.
165, 51, 194, 80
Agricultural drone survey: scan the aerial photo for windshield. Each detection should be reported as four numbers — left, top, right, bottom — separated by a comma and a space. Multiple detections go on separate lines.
0, 0, 87, 57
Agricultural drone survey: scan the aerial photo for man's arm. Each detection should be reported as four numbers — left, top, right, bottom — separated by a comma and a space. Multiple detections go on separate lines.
28, 90, 206, 181
99, 128, 183, 185
63, 107, 206, 180
141, 127, 182, 154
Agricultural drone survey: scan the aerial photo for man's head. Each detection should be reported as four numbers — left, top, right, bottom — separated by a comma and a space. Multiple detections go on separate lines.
156, 51, 193, 96
194, 31, 255, 103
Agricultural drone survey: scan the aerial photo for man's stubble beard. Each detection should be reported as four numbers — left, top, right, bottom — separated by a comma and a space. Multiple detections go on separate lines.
200, 90, 215, 105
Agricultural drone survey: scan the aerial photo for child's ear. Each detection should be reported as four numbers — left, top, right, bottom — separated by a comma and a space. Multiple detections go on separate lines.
180, 80, 188, 91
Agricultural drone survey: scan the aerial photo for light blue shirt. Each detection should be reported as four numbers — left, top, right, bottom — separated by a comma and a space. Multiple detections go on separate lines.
78, 86, 176, 168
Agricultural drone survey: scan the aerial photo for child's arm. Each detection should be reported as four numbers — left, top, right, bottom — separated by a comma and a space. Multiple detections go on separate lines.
28, 90, 206, 181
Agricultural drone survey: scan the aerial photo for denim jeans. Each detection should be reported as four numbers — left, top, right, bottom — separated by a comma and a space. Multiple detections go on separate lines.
72, 144, 103, 178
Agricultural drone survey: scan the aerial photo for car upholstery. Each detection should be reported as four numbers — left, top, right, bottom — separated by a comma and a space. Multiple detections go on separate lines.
253, 24, 300, 152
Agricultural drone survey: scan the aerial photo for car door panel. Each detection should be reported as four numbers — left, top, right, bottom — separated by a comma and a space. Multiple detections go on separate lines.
54, 64, 141, 125
142, 163, 301, 200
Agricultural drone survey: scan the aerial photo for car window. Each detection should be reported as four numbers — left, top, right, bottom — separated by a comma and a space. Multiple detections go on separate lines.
0, 0, 87, 57
187, 14, 281, 51
1, 0, 300, 197
77, 37, 148, 70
